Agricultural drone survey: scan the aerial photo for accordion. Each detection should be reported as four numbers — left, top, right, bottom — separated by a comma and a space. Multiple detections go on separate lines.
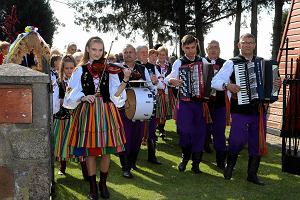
179, 61, 214, 101
234, 59, 279, 105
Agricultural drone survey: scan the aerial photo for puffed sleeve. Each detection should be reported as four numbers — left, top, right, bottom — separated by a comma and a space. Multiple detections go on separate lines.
63, 66, 85, 109
164, 59, 181, 86
211, 60, 234, 91
155, 66, 165, 90
52, 79, 60, 114
109, 73, 127, 108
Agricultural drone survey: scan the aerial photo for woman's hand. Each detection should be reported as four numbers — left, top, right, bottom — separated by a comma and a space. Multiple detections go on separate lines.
81, 95, 95, 103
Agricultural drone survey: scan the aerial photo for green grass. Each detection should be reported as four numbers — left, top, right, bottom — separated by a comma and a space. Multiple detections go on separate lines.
54, 120, 300, 200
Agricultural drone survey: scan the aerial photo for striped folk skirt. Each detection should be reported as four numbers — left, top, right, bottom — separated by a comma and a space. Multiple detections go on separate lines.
156, 88, 176, 122
53, 117, 73, 161
68, 96, 126, 157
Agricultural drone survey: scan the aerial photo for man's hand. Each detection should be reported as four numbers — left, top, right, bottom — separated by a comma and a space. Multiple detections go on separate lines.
169, 78, 183, 87
227, 83, 240, 94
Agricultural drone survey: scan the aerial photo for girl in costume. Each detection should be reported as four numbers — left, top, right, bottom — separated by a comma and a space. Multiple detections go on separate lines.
155, 46, 176, 139
53, 55, 89, 180
63, 37, 130, 199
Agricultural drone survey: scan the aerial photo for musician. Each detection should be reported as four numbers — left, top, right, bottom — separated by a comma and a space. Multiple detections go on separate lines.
211, 33, 281, 185
63, 36, 129, 199
165, 35, 210, 174
205, 40, 227, 169
136, 45, 165, 165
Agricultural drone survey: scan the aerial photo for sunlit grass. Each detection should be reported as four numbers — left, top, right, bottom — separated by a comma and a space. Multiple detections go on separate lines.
54, 120, 300, 200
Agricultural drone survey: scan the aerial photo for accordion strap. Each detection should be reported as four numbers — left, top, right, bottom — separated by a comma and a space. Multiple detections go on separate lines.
258, 103, 267, 156
225, 90, 231, 126
202, 103, 212, 124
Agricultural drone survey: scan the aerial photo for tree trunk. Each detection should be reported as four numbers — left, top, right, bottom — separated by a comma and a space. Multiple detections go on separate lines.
272, 0, 284, 60
178, 0, 186, 56
234, 0, 242, 56
251, 0, 258, 55
195, 0, 205, 56
146, 8, 153, 49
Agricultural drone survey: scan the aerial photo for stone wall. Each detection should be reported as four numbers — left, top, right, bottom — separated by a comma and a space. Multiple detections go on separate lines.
0, 64, 51, 200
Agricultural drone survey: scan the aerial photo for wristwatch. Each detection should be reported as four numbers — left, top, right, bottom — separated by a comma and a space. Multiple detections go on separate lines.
222, 82, 228, 90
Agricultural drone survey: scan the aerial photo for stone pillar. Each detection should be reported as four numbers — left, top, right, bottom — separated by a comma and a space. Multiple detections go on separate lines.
0, 64, 51, 200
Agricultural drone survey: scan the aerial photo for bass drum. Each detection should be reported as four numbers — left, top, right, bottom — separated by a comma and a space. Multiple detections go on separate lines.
125, 87, 155, 121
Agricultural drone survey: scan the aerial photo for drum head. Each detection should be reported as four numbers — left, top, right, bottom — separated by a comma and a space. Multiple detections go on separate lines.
125, 89, 136, 120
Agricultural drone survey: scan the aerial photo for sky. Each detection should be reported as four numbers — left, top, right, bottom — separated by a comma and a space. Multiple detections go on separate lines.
50, 0, 290, 60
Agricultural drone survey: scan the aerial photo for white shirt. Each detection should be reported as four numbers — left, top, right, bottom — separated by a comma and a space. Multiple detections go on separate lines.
164, 56, 209, 86
63, 66, 127, 109
211, 59, 235, 99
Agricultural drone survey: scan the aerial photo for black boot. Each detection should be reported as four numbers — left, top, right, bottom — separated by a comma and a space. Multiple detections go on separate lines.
178, 147, 192, 172
147, 139, 162, 165
158, 124, 166, 140
247, 156, 264, 185
58, 160, 66, 175
130, 151, 139, 170
119, 154, 133, 178
80, 161, 89, 181
99, 171, 110, 199
204, 131, 213, 153
88, 175, 98, 200
191, 152, 203, 174
216, 151, 227, 170
224, 153, 238, 180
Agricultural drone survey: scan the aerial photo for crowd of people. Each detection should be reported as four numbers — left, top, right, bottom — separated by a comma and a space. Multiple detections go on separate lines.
1, 33, 281, 199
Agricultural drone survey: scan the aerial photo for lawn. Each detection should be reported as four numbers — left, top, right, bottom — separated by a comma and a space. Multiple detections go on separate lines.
54, 120, 300, 200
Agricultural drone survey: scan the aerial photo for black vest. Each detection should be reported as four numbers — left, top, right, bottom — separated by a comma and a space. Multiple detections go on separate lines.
156, 62, 172, 77
206, 57, 226, 108
58, 81, 67, 99
118, 63, 146, 88
81, 65, 111, 102
229, 55, 263, 115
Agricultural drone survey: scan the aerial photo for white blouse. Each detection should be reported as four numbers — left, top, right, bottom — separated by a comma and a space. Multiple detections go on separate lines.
63, 66, 127, 109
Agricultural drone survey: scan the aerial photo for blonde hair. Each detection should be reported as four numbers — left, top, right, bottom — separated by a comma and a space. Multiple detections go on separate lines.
157, 46, 168, 56
79, 36, 105, 66
59, 54, 76, 83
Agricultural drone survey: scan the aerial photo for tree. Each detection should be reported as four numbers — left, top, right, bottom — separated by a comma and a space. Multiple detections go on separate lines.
234, 0, 242, 56
272, 0, 288, 60
0, 0, 59, 45
251, 0, 258, 55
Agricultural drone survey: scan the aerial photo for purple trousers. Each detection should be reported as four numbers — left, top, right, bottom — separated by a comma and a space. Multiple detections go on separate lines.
119, 110, 144, 155
229, 113, 266, 156
208, 106, 227, 152
176, 101, 207, 153
146, 117, 158, 142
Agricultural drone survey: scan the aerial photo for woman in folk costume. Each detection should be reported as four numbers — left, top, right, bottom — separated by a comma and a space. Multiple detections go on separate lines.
155, 46, 176, 139
53, 54, 89, 180
63, 37, 130, 200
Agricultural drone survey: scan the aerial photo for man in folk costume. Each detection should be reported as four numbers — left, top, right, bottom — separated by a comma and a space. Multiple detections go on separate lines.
211, 33, 281, 185
136, 45, 163, 165
204, 40, 228, 169
165, 35, 211, 174
117, 44, 157, 178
